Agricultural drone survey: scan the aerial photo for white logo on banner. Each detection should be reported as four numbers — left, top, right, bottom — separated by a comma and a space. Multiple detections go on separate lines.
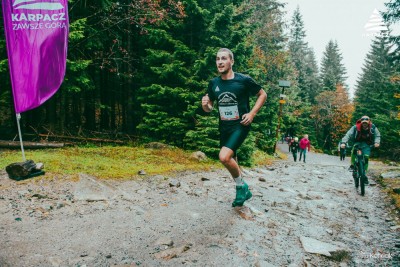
10, 0, 67, 31
13, 0, 64, 10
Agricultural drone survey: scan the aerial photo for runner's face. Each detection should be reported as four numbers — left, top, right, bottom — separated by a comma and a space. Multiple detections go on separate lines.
216, 52, 233, 74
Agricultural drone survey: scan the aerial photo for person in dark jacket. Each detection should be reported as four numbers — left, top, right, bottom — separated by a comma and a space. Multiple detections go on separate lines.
338, 142, 346, 161
290, 137, 300, 162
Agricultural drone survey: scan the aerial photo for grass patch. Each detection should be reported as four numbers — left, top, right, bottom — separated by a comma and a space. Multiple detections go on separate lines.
382, 177, 400, 211
0, 146, 274, 180
0, 146, 221, 180
329, 250, 352, 262
252, 149, 275, 166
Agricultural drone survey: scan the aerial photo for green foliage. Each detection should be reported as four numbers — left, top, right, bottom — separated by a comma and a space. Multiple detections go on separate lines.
0, 59, 7, 73
137, 84, 191, 146
236, 132, 256, 166
68, 18, 87, 42
383, 0, 400, 58
2, 0, 398, 163
354, 36, 400, 159
246, 0, 293, 152
184, 115, 220, 158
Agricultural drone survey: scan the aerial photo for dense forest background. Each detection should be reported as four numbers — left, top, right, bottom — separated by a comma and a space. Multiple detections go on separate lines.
0, 0, 399, 163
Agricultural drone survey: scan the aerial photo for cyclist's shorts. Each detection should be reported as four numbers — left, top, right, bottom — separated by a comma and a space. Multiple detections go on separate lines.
220, 124, 250, 153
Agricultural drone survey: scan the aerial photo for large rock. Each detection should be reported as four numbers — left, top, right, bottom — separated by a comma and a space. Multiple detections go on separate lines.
74, 174, 116, 201
300, 236, 346, 257
190, 151, 207, 162
5, 160, 44, 180
380, 171, 400, 179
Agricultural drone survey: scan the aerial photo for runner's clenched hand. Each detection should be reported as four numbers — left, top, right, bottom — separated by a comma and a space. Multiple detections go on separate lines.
202, 94, 213, 112
202, 94, 210, 106
240, 113, 254, 126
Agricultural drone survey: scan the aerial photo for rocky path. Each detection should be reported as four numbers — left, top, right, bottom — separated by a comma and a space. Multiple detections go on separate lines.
0, 144, 399, 267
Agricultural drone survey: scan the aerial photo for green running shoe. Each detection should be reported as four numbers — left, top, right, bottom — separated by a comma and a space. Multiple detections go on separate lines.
232, 182, 252, 207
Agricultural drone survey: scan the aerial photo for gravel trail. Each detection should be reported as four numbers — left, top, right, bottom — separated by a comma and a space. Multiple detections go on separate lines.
0, 144, 399, 267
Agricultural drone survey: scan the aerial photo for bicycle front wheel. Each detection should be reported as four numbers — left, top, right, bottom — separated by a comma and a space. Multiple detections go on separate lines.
358, 160, 365, 196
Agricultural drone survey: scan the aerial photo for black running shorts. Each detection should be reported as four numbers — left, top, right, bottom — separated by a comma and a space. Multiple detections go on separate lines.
220, 124, 250, 153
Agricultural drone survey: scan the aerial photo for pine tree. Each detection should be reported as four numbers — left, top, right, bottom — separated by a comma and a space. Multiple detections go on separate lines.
353, 36, 399, 158
383, 0, 400, 60
288, 7, 309, 100
304, 48, 321, 103
284, 7, 320, 146
320, 40, 348, 91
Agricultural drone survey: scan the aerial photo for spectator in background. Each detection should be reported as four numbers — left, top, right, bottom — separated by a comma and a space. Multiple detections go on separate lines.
338, 142, 346, 161
299, 134, 311, 163
290, 137, 300, 162
287, 136, 292, 152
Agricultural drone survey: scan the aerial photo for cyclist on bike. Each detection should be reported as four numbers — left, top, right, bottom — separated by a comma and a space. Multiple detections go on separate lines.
340, 115, 381, 184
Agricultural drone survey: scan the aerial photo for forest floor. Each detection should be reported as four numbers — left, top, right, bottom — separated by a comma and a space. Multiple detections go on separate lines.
0, 144, 399, 267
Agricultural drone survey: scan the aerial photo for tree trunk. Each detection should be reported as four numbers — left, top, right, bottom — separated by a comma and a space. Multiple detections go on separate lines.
85, 67, 96, 130
0, 140, 65, 148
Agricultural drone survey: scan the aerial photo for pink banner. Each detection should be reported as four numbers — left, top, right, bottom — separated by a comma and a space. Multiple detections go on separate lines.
2, 0, 69, 113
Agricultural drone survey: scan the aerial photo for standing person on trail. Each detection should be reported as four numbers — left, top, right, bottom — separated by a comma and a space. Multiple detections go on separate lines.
299, 134, 311, 163
340, 115, 381, 184
287, 136, 292, 152
290, 137, 300, 162
201, 48, 267, 207
338, 142, 346, 161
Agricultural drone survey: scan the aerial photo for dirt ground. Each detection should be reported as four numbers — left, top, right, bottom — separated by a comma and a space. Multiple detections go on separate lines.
0, 144, 399, 267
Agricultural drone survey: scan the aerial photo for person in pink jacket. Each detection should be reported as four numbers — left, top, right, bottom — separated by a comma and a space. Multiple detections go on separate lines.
299, 134, 311, 163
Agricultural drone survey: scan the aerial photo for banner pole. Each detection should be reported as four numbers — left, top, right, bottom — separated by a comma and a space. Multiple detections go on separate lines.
16, 113, 26, 161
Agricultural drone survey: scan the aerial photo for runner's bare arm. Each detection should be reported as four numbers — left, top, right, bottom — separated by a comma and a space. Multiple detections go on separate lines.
241, 89, 267, 126
202, 94, 214, 112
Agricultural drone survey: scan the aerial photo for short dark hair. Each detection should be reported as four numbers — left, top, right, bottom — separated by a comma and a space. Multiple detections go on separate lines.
217, 48, 234, 60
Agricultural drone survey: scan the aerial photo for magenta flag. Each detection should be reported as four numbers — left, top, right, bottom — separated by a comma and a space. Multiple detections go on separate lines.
2, 0, 68, 113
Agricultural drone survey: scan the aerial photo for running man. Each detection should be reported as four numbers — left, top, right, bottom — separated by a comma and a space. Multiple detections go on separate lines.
201, 48, 267, 207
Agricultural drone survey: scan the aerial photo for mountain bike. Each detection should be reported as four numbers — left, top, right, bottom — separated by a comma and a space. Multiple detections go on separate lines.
352, 143, 372, 196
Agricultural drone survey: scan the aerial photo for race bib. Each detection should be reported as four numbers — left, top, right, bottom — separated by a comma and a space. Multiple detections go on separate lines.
219, 105, 239, 120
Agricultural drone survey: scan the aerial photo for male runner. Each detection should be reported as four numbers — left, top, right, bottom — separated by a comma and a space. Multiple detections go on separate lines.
201, 48, 267, 207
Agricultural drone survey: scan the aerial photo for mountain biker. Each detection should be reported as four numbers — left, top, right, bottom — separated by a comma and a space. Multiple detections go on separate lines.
340, 115, 381, 184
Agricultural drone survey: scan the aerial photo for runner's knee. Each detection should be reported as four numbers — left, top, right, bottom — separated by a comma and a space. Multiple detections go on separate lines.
219, 153, 231, 165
